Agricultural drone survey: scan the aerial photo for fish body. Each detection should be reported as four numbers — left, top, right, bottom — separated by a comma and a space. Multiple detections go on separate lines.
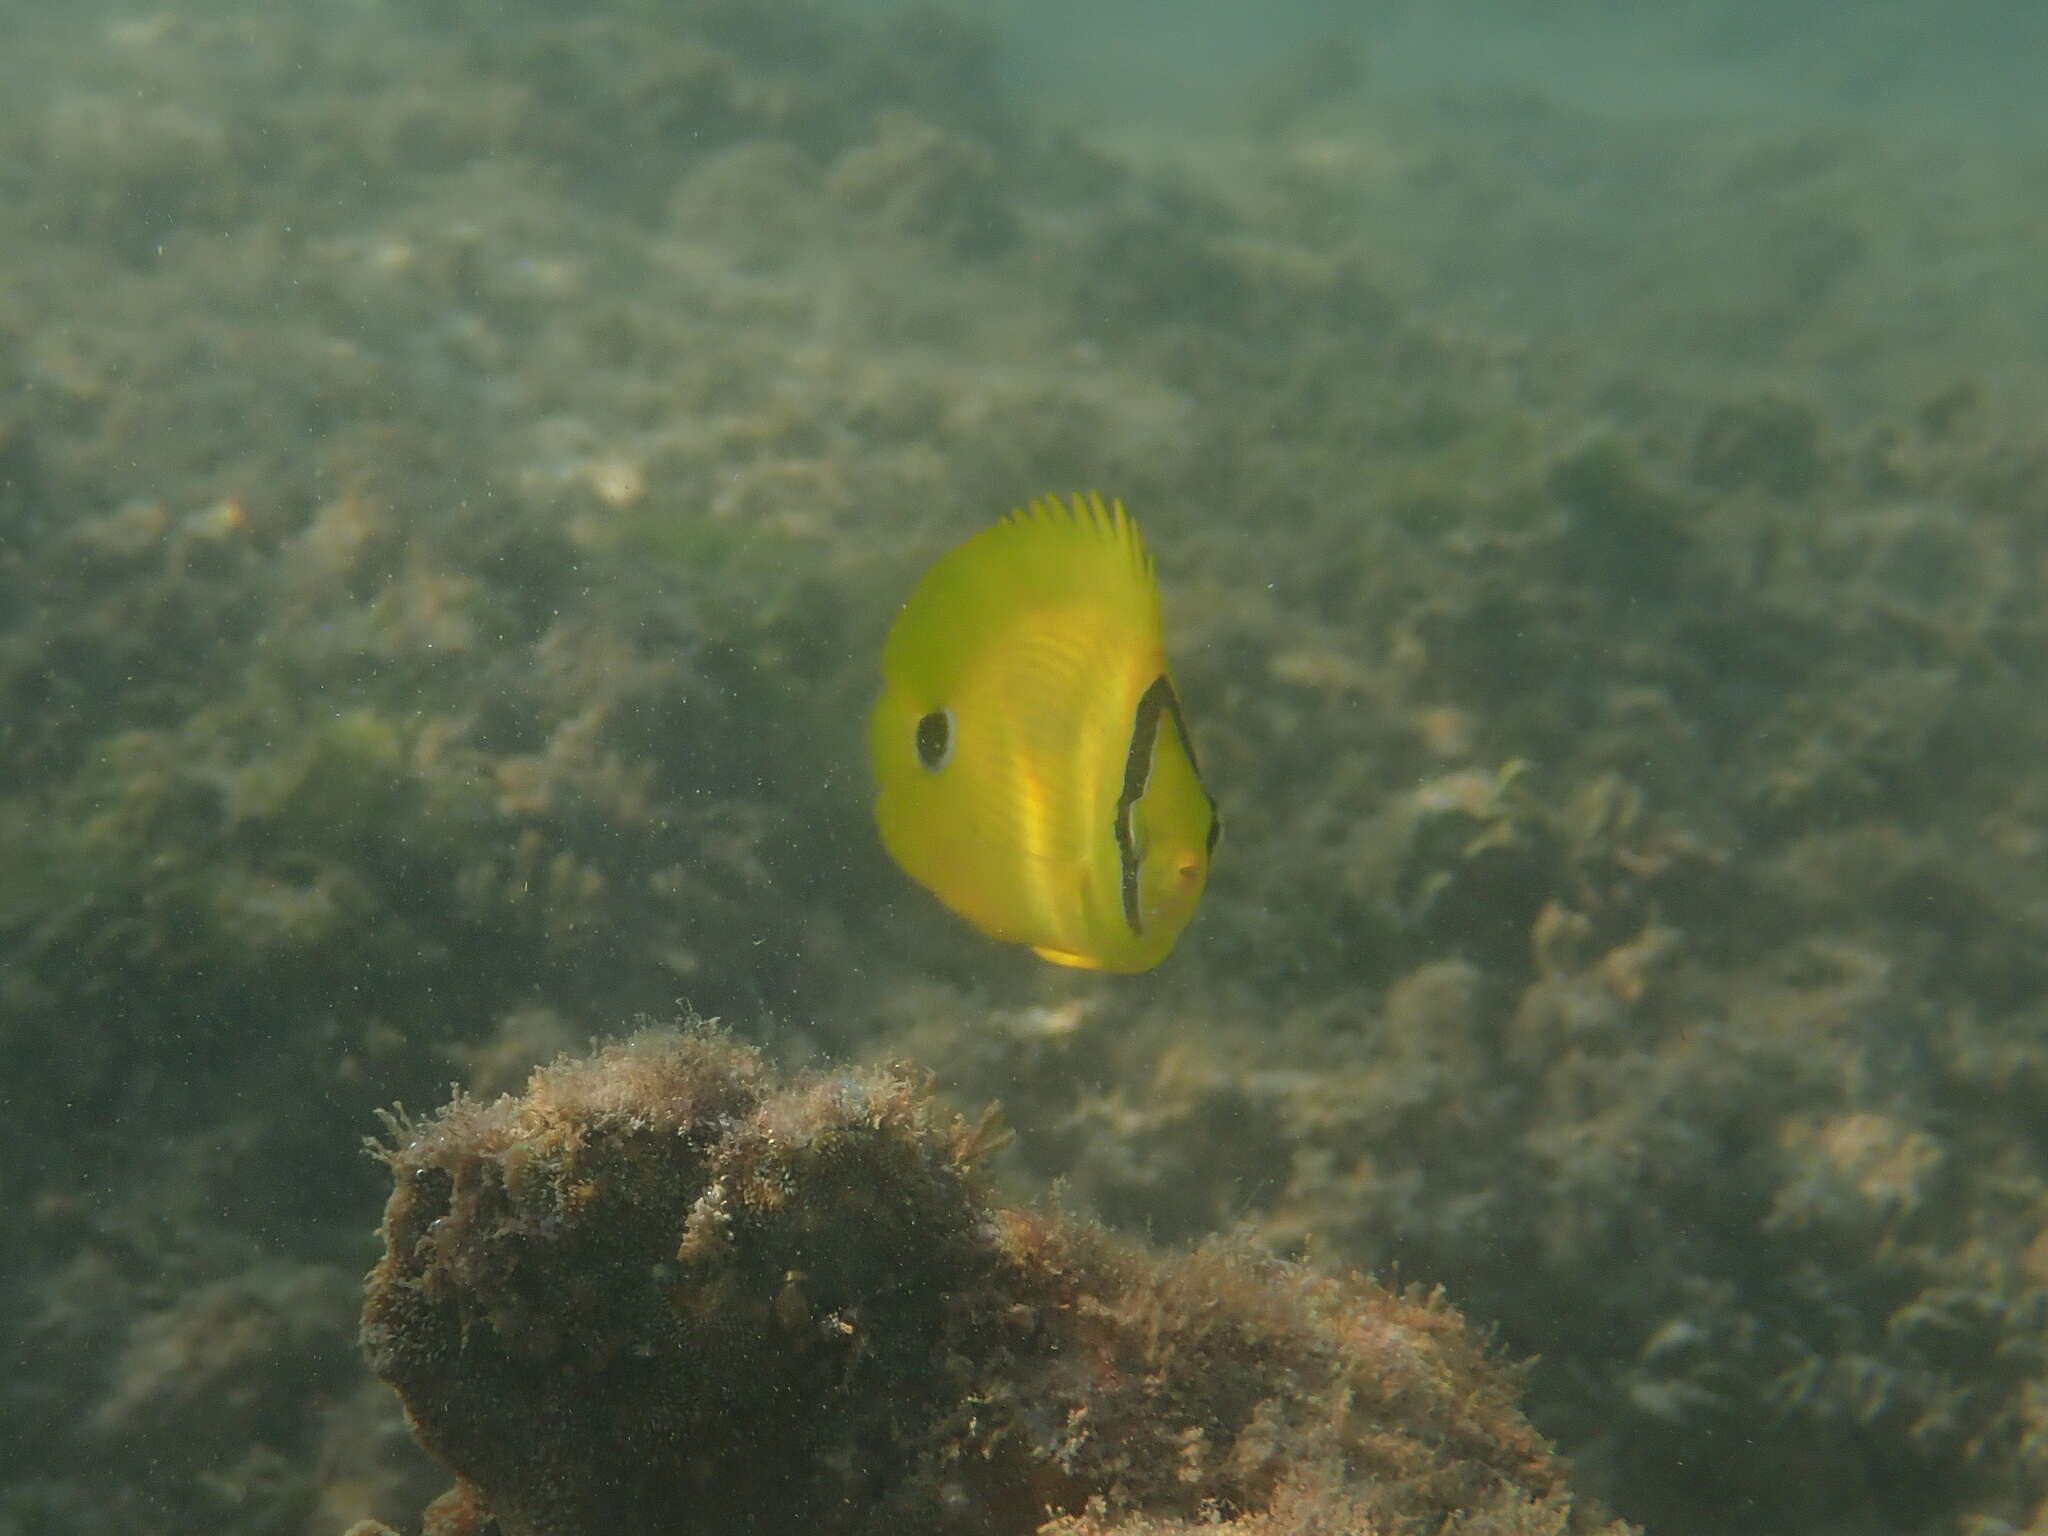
868, 494, 1218, 972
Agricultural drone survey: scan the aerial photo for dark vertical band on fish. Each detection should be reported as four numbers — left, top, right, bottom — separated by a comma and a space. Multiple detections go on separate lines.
1115, 674, 1210, 935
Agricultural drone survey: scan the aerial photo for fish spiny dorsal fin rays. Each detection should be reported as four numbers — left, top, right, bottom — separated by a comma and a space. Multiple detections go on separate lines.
1006, 493, 1155, 601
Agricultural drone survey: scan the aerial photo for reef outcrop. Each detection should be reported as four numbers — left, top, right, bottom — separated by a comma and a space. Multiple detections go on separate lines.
355, 1025, 1628, 1536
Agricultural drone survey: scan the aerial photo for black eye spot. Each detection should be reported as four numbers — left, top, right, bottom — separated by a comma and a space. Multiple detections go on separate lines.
915, 709, 952, 771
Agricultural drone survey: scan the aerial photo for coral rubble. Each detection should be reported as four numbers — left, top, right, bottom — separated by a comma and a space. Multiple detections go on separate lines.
358, 1026, 1626, 1536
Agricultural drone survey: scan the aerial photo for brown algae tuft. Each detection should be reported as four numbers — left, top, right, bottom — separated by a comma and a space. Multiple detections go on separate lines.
358, 1023, 1628, 1536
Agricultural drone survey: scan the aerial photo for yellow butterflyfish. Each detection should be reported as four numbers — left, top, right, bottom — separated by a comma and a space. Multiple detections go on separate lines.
868, 494, 1219, 972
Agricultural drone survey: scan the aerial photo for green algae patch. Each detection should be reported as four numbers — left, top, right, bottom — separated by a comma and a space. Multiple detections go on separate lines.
359, 1024, 1628, 1536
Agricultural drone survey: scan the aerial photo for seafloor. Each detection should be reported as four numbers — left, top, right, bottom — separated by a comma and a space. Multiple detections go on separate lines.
3, 1, 2046, 1533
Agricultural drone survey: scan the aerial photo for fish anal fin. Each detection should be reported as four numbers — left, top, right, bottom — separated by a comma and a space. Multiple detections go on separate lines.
1029, 943, 1105, 971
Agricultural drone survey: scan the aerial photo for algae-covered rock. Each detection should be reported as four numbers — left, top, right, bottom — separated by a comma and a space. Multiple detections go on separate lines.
360, 1025, 1629, 1536
828, 110, 1020, 257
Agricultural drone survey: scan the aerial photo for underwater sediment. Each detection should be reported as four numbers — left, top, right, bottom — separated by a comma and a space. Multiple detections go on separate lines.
354, 1025, 1628, 1536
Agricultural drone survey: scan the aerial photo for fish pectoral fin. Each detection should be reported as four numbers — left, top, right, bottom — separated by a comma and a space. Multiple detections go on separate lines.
1029, 943, 1105, 971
